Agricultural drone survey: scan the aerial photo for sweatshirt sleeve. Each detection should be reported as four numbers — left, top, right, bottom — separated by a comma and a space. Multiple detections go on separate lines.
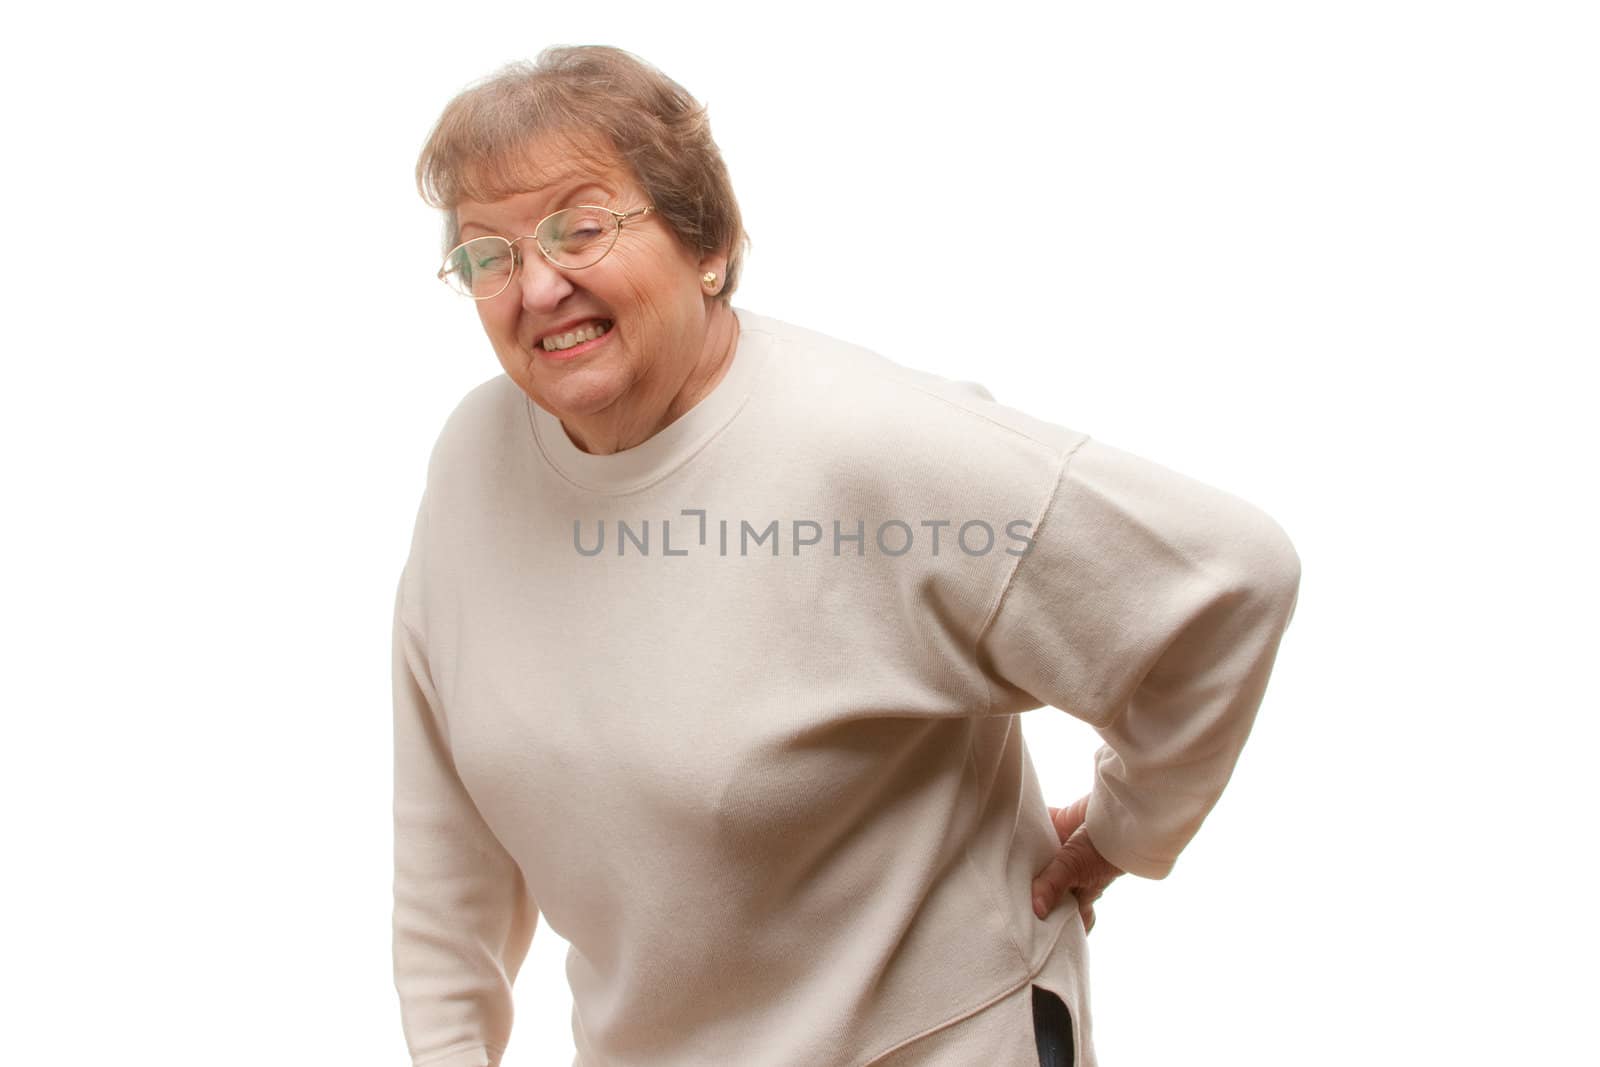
976, 435, 1302, 880
392, 517, 540, 1067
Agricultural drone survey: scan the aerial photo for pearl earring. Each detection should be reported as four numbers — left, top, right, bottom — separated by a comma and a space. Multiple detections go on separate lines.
703, 271, 717, 287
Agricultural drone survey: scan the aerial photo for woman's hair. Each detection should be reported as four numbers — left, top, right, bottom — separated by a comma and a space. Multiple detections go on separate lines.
415, 45, 750, 304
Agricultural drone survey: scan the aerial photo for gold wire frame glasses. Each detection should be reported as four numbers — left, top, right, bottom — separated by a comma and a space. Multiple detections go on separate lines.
437, 204, 654, 300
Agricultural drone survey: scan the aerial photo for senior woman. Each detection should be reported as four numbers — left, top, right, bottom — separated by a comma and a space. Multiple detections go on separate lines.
392, 45, 1301, 1067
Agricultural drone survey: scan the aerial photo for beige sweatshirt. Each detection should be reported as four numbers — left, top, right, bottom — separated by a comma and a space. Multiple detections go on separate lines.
391, 307, 1302, 1067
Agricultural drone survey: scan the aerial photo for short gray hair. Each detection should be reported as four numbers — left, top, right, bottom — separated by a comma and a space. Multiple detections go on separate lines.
415, 45, 750, 303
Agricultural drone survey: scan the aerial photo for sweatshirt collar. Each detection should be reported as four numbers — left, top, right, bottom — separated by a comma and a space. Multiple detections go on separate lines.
525, 306, 773, 494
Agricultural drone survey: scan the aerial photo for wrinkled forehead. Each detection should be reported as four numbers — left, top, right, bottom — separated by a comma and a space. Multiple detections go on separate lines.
451, 129, 634, 215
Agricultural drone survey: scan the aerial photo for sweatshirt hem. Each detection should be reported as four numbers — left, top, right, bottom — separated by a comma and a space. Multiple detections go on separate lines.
412, 1038, 505, 1067
853, 912, 1074, 1067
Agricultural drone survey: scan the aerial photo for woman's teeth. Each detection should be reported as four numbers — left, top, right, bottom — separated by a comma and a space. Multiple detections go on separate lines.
542, 321, 611, 351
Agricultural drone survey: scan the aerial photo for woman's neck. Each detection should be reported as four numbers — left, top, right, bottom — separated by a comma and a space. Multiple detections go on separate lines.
560, 301, 741, 456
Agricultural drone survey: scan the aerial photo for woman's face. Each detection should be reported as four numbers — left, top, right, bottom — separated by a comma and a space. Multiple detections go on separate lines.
453, 134, 723, 437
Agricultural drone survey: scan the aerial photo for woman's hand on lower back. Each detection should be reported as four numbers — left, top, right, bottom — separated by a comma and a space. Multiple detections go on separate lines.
1033, 793, 1124, 933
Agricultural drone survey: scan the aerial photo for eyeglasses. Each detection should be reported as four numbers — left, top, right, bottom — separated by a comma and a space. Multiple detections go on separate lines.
437, 204, 654, 300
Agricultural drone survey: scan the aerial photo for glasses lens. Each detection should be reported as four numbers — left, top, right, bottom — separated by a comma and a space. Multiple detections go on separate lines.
538, 207, 618, 268
441, 237, 515, 298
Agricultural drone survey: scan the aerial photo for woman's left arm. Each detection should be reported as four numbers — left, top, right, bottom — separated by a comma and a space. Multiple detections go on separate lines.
976, 434, 1302, 905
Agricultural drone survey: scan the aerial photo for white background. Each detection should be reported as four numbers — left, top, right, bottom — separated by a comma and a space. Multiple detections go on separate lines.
3, 2, 1595, 1064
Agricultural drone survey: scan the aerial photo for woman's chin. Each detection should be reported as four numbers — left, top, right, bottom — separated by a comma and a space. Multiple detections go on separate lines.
526, 363, 629, 420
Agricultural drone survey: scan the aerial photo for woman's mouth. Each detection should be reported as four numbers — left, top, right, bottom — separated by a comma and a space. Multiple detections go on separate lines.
537, 319, 613, 361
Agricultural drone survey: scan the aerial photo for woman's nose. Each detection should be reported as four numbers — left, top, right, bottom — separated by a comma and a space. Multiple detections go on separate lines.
515, 246, 574, 311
